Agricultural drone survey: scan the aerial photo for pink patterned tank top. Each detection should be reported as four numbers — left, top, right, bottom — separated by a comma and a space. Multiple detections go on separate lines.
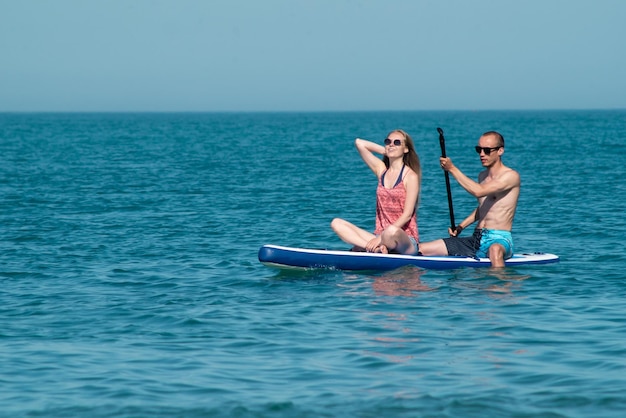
374, 166, 419, 241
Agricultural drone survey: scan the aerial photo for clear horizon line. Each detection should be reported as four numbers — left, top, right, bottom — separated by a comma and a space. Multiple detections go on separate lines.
1, 107, 625, 114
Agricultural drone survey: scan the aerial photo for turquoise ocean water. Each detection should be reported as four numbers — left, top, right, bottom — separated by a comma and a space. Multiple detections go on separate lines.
1, 111, 625, 417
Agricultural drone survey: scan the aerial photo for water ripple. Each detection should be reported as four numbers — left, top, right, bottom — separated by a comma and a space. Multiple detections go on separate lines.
1, 111, 625, 417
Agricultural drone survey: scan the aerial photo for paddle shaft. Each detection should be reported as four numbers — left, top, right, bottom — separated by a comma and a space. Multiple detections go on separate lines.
437, 128, 456, 230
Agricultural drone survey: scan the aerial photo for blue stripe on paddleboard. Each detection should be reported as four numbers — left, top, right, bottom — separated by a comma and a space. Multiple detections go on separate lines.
258, 245, 559, 271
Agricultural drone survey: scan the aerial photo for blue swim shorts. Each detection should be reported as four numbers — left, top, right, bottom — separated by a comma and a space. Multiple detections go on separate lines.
443, 229, 513, 259
476, 229, 513, 259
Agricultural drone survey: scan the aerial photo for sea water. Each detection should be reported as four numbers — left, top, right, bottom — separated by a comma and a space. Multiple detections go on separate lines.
0, 111, 625, 417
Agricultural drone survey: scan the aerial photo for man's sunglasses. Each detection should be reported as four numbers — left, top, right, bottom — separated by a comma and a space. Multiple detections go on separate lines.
475, 146, 501, 155
384, 138, 403, 146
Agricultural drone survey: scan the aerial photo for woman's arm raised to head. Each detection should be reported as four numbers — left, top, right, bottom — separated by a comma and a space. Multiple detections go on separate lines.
355, 138, 386, 177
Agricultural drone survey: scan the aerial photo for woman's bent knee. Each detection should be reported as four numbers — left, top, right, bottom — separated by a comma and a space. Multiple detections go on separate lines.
331, 218, 350, 233
383, 225, 401, 237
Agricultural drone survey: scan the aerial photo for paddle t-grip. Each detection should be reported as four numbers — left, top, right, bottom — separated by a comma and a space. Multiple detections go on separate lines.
438, 127, 447, 158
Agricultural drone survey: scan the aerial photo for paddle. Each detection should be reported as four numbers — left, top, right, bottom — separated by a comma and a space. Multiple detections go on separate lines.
437, 127, 456, 232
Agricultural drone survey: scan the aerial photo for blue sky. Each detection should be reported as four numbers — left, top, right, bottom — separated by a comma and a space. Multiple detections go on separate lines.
1, 0, 625, 112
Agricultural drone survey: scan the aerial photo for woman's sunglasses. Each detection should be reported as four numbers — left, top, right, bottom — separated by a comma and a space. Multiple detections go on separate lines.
475, 146, 501, 155
384, 138, 403, 146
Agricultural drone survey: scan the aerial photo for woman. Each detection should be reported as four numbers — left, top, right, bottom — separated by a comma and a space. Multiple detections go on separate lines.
331, 129, 421, 254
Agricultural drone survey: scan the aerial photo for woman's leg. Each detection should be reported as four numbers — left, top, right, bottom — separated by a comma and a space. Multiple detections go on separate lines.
330, 218, 375, 249
379, 225, 417, 255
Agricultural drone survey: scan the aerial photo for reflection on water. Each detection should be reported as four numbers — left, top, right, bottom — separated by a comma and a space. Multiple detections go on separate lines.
371, 266, 432, 297
484, 269, 532, 293
269, 264, 532, 297
368, 265, 532, 297
443, 267, 533, 296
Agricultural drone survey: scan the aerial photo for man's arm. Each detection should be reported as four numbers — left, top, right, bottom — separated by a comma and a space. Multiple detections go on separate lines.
441, 158, 520, 198
449, 208, 478, 236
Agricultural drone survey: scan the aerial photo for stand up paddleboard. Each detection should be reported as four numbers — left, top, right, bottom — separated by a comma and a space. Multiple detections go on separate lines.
260, 129, 560, 272
258, 244, 559, 271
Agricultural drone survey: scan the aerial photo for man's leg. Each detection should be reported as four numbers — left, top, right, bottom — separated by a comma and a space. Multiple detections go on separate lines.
417, 239, 448, 256
488, 244, 506, 268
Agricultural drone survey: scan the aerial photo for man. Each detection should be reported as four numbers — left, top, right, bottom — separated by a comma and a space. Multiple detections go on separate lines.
419, 131, 520, 268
